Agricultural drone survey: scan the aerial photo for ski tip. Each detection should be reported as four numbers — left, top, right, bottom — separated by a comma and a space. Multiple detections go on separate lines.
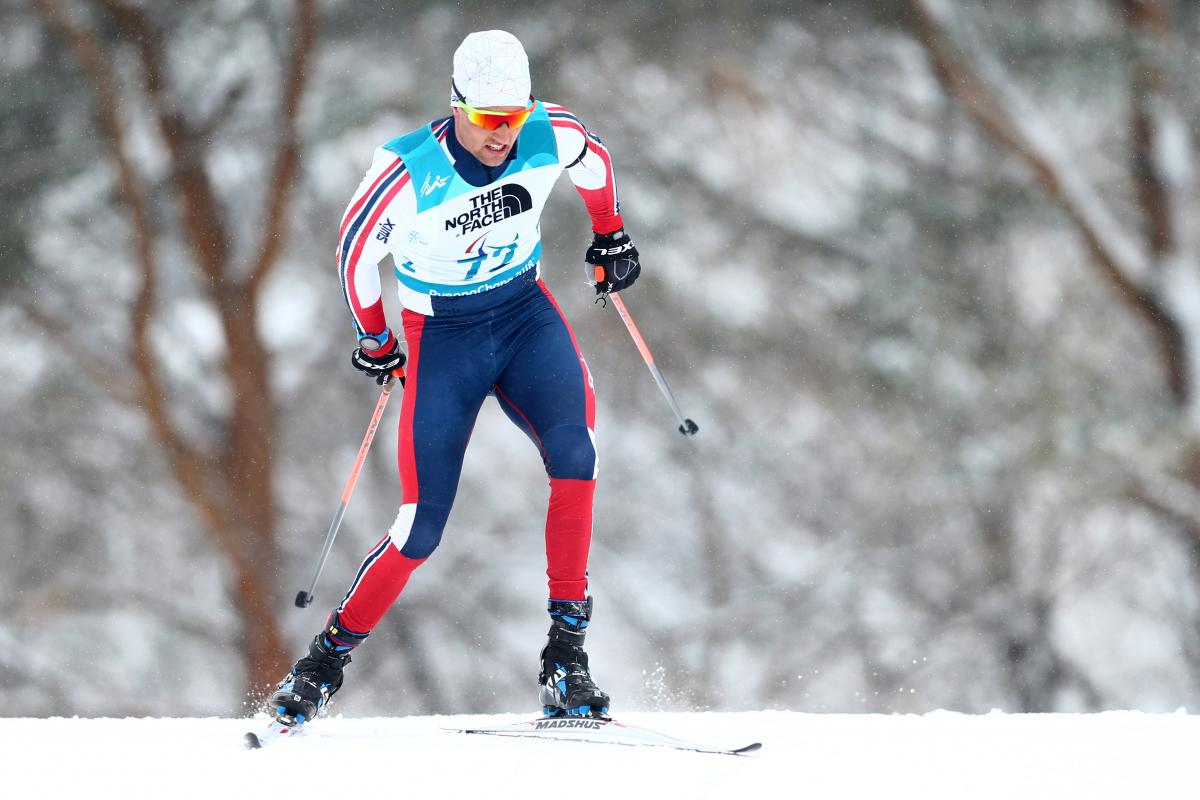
734, 742, 763, 754
243, 732, 263, 750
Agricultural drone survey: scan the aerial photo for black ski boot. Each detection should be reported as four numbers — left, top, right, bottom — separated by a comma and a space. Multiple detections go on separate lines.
269, 616, 367, 725
539, 596, 611, 718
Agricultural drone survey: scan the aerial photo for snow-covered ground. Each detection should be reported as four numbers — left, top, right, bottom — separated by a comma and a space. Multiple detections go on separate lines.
4, 710, 1197, 799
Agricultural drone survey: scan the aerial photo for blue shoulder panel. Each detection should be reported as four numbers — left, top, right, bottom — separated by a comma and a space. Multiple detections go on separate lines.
503, 103, 558, 175
383, 121, 460, 213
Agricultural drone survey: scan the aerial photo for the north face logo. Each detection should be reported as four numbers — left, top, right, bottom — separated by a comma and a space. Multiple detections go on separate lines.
498, 184, 532, 216
445, 184, 533, 236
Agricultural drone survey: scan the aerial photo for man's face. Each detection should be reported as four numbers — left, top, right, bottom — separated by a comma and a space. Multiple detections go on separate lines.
452, 105, 524, 167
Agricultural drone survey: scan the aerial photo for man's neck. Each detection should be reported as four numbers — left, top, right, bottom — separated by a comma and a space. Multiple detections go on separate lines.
446, 118, 516, 187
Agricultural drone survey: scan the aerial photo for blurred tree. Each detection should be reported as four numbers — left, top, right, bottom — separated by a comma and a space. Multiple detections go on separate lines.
906, 0, 1200, 695
0, 3, 86, 292
26, 0, 318, 698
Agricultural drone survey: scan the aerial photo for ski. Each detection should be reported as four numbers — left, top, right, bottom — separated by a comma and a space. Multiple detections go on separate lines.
243, 717, 303, 749
447, 716, 762, 756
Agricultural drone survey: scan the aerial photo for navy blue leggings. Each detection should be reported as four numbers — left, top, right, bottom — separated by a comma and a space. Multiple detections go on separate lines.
396, 272, 597, 558
336, 271, 597, 632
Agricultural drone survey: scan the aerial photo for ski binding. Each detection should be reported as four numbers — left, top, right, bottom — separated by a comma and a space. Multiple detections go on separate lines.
244, 716, 303, 749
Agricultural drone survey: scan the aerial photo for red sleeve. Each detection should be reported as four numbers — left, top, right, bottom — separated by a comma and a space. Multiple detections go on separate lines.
548, 103, 625, 234
336, 150, 411, 343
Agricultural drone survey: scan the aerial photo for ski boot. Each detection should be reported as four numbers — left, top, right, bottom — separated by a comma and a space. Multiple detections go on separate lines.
268, 616, 367, 725
539, 596, 611, 719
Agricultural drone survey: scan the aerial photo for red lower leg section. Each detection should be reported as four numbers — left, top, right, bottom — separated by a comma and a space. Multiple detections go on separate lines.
337, 540, 426, 633
545, 478, 595, 600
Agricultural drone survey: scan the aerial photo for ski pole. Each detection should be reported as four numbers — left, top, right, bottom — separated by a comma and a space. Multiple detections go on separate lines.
607, 291, 698, 437
295, 368, 404, 608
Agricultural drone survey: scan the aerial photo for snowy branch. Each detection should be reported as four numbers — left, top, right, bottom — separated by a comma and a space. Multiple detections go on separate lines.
32, 0, 217, 482
247, 0, 317, 296
905, 0, 1191, 402
101, 0, 232, 284
14, 299, 135, 405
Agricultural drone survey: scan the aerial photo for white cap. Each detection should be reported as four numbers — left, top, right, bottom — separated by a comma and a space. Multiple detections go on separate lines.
452, 30, 531, 108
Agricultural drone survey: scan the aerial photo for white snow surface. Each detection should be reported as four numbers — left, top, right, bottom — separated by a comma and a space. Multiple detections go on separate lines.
4, 710, 1198, 799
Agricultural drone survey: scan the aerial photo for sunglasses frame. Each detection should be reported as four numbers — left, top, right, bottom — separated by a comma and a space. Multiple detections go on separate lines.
452, 80, 536, 131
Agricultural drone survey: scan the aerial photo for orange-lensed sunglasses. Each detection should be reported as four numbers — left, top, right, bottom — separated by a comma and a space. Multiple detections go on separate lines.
452, 81, 536, 131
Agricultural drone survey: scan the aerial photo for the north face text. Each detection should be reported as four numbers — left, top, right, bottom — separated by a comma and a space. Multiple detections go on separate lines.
445, 184, 533, 236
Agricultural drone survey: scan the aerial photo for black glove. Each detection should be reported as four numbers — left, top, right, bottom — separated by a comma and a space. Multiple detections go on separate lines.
585, 228, 640, 295
351, 336, 406, 385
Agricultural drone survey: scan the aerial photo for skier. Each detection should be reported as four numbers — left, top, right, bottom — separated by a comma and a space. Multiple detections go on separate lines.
269, 30, 640, 725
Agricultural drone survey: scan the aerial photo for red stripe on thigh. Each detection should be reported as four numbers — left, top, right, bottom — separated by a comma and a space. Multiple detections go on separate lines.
535, 279, 596, 429
398, 310, 425, 504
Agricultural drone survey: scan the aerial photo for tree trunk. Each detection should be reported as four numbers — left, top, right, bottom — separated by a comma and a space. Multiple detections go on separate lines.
34, 0, 317, 703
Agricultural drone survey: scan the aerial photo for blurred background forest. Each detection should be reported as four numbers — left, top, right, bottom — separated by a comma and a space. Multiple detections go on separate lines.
4, 0, 1200, 718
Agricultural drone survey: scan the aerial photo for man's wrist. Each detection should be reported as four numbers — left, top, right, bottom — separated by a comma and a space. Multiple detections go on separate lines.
592, 217, 624, 237
593, 227, 626, 244
357, 329, 393, 354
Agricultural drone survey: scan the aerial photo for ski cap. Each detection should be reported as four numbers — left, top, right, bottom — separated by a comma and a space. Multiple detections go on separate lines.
451, 30, 531, 109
